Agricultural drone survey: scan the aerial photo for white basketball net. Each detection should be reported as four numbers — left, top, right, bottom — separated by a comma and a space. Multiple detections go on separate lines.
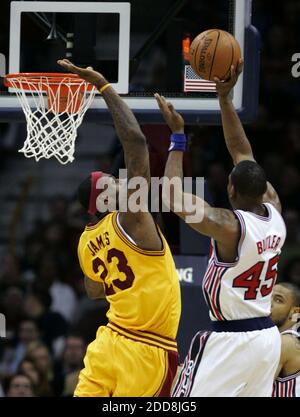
7, 75, 96, 164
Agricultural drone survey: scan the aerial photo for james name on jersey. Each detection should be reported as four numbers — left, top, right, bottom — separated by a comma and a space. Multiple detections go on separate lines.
86, 231, 110, 256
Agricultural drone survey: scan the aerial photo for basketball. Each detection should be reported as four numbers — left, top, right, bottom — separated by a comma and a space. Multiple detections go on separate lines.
189, 29, 241, 81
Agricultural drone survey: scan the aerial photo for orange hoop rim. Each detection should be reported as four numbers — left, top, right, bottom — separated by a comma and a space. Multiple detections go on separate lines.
4, 72, 94, 91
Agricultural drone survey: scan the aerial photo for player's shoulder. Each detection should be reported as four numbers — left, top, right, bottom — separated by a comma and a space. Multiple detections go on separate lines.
280, 332, 300, 374
263, 182, 282, 213
203, 207, 240, 245
281, 332, 300, 355
207, 207, 239, 229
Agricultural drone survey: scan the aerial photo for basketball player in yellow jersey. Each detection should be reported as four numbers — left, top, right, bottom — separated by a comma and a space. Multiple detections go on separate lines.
57, 59, 181, 397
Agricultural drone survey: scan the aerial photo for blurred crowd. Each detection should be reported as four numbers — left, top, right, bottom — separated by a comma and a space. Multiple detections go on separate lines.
0, 196, 109, 396
0, 0, 300, 397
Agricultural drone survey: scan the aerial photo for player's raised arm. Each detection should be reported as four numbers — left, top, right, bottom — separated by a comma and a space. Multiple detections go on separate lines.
57, 59, 149, 183
155, 93, 239, 247
84, 276, 106, 300
58, 59, 162, 251
215, 60, 282, 213
214, 59, 255, 165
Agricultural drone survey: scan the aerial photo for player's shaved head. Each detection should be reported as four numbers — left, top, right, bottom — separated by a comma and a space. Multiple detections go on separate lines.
231, 160, 267, 199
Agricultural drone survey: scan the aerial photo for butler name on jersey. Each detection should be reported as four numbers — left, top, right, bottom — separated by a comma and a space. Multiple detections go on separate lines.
202, 203, 286, 322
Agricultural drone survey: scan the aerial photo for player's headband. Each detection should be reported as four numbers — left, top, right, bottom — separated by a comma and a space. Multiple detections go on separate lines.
88, 171, 103, 215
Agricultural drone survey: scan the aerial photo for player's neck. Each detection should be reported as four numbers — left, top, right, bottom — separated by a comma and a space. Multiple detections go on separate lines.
234, 200, 265, 215
87, 211, 110, 226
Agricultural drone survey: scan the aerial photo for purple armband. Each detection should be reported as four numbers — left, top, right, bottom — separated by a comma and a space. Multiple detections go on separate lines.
168, 133, 187, 152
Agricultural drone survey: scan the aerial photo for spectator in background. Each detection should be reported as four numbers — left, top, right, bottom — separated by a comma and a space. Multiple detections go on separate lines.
24, 342, 54, 397
21, 235, 44, 283
17, 359, 40, 391
36, 253, 77, 323
53, 335, 86, 396
61, 335, 85, 374
0, 252, 22, 289
24, 289, 68, 353
43, 222, 67, 255
8, 318, 40, 374
0, 287, 26, 379
47, 195, 69, 224
5, 374, 35, 397
0, 287, 25, 336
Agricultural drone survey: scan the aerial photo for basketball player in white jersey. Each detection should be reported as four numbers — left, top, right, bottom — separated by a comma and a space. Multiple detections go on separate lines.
155, 59, 286, 396
271, 283, 300, 397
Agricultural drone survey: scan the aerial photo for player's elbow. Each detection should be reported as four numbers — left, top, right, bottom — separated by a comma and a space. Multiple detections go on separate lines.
84, 277, 106, 299
86, 292, 105, 300
85, 286, 105, 300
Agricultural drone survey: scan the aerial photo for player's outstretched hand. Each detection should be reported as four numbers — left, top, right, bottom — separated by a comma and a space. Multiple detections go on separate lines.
57, 59, 107, 89
154, 93, 185, 134
214, 58, 243, 98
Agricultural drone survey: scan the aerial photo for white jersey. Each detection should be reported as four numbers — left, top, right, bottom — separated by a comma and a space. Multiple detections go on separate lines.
273, 329, 300, 397
202, 203, 286, 321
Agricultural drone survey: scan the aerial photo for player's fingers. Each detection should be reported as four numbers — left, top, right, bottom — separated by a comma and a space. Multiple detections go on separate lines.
154, 93, 163, 108
160, 96, 171, 111
59, 58, 73, 65
154, 94, 168, 114
57, 59, 74, 69
57, 59, 80, 74
167, 102, 175, 113
87, 66, 94, 71
161, 95, 168, 105
57, 59, 69, 68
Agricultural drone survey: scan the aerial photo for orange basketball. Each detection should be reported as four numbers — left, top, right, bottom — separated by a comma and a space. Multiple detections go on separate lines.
189, 29, 241, 81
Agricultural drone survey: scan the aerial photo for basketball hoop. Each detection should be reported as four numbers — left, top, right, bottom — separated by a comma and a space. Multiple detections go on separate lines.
4, 73, 96, 164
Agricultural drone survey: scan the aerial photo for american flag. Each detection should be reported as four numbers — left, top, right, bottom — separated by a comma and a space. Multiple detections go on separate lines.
183, 65, 216, 92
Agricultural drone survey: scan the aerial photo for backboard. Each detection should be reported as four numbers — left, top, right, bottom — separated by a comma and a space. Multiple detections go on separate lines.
0, 0, 260, 124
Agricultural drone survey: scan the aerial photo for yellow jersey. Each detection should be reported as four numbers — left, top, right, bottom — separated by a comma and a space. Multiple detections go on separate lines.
77, 211, 181, 341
